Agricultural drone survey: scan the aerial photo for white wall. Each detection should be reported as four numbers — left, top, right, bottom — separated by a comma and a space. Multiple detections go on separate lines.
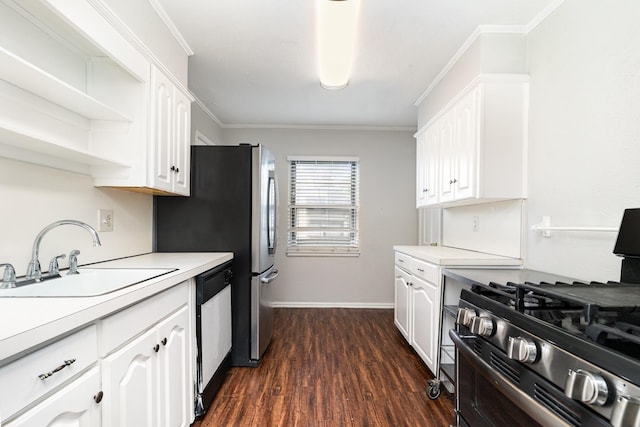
442, 200, 523, 258
191, 102, 223, 145
0, 158, 152, 275
523, 0, 640, 281
222, 128, 417, 307
417, 32, 527, 129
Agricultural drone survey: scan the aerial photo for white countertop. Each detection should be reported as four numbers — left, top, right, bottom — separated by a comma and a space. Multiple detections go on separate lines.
0, 252, 232, 363
393, 245, 522, 266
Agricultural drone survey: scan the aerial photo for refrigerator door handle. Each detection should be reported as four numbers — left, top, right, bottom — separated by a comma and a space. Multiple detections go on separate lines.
267, 170, 278, 255
261, 269, 279, 284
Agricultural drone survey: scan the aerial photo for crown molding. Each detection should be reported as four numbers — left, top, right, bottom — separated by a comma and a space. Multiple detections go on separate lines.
147, 0, 194, 56
526, 0, 565, 32
191, 94, 224, 127
414, 73, 529, 137
192, 92, 416, 131
221, 123, 417, 132
414, 0, 565, 107
87, 0, 192, 98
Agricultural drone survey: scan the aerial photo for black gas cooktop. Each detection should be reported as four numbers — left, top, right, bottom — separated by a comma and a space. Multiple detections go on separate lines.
445, 268, 640, 362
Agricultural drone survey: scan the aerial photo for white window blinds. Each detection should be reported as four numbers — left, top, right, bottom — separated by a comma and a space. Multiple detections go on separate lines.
287, 157, 360, 255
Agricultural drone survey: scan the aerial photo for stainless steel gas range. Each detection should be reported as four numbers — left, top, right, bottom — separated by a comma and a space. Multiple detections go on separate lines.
447, 209, 640, 427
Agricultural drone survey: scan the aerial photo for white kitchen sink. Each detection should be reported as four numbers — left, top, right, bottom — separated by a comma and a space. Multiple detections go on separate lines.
0, 268, 176, 297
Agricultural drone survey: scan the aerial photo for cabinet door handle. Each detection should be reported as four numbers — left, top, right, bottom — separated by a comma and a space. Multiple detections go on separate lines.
175, 167, 179, 173
170, 165, 176, 172
161, 337, 167, 346
94, 391, 104, 404
38, 359, 76, 380
153, 344, 160, 353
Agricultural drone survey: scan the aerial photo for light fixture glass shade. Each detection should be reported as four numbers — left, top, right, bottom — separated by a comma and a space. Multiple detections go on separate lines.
316, 0, 360, 90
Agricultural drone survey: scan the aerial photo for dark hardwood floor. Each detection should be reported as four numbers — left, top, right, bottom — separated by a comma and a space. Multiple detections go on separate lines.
194, 308, 455, 427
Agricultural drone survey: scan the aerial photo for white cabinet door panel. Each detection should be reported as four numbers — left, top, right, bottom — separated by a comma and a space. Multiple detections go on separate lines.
149, 67, 174, 193
156, 305, 190, 427
172, 89, 191, 195
416, 134, 428, 207
102, 329, 158, 427
394, 267, 411, 340
424, 125, 439, 206
454, 87, 479, 201
438, 109, 456, 203
410, 276, 439, 375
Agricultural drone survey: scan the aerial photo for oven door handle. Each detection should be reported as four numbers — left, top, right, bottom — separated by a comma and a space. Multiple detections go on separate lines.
449, 329, 572, 427
261, 269, 279, 284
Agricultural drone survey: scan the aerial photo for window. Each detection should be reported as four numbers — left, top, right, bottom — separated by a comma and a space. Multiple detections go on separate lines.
287, 156, 360, 255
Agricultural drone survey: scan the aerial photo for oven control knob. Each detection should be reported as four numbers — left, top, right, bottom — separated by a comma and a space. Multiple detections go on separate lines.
469, 316, 494, 337
507, 336, 537, 363
456, 308, 476, 327
564, 369, 609, 406
611, 395, 640, 427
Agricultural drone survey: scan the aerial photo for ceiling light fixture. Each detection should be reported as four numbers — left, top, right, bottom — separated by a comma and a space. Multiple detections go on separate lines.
316, 0, 361, 90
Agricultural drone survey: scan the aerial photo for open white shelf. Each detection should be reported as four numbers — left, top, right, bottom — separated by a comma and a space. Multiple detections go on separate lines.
0, 126, 130, 172
0, 46, 133, 122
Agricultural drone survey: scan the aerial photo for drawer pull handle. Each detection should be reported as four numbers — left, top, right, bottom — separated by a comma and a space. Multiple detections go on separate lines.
161, 337, 167, 346
38, 359, 76, 380
417, 268, 425, 273
153, 344, 160, 352
94, 391, 104, 404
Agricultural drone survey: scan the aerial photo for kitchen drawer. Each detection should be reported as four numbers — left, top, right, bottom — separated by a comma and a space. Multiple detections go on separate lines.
394, 252, 412, 270
5, 367, 101, 427
0, 325, 98, 423
100, 281, 189, 355
411, 258, 440, 285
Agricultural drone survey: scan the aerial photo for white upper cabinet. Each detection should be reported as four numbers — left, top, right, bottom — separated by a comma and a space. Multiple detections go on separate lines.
147, 66, 191, 196
415, 75, 528, 207
0, 0, 192, 195
416, 124, 439, 208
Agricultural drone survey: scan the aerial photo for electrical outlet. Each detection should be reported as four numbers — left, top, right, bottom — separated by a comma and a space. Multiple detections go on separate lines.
99, 209, 114, 232
472, 216, 480, 232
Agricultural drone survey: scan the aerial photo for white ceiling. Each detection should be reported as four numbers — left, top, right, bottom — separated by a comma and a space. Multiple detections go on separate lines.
156, 0, 557, 129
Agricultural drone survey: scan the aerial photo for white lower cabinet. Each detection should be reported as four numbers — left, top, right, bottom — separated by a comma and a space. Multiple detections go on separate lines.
394, 252, 441, 375
2, 282, 194, 427
6, 367, 102, 427
410, 276, 439, 373
0, 325, 99, 425
101, 286, 192, 427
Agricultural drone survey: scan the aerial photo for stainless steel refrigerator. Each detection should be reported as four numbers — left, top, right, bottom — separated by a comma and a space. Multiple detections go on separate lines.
154, 144, 279, 367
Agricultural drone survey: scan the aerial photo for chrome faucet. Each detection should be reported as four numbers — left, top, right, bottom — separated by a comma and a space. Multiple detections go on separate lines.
68, 250, 81, 275
0, 263, 16, 288
26, 220, 102, 280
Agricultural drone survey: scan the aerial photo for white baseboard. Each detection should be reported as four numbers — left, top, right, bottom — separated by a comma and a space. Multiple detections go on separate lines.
271, 302, 394, 309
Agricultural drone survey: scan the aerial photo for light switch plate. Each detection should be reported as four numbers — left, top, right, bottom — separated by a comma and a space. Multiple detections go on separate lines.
98, 209, 114, 232
472, 216, 480, 232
